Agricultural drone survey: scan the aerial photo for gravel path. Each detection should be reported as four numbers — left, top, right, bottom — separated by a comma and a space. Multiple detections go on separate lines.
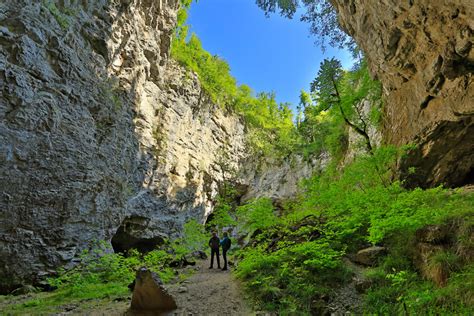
168, 260, 252, 316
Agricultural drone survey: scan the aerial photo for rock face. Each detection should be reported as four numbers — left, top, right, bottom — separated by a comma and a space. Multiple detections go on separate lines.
333, 0, 474, 187
0, 0, 246, 292
241, 152, 330, 202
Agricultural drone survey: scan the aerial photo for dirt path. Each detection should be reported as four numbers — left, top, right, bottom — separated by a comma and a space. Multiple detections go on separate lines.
167, 260, 252, 316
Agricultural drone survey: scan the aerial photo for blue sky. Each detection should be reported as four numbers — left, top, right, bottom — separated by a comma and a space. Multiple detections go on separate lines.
187, 0, 353, 109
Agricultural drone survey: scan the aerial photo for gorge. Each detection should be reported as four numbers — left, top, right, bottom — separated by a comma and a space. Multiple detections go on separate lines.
0, 0, 473, 314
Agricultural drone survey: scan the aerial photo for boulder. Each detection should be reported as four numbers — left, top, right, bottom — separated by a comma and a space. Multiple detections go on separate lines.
190, 251, 208, 260
130, 267, 177, 312
353, 246, 386, 266
10, 285, 38, 296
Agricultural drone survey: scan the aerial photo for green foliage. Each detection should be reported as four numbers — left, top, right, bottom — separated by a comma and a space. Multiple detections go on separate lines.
171, 29, 237, 108
177, 0, 193, 28
364, 264, 474, 314
47, 243, 174, 292
43, 1, 71, 30
255, 0, 352, 50
207, 194, 238, 231
296, 60, 381, 160
236, 198, 279, 232
172, 219, 208, 257
238, 91, 298, 159
310, 57, 343, 108
300, 146, 474, 245
234, 216, 348, 314
171, 5, 299, 161
172, 26, 297, 159
3, 218, 209, 314
234, 143, 473, 313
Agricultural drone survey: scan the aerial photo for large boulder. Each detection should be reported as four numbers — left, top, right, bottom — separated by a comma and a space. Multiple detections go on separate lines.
130, 267, 177, 312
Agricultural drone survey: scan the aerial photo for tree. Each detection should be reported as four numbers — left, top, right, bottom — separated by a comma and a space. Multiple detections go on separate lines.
255, 0, 354, 50
297, 90, 312, 127
311, 58, 373, 153
310, 58, 344, 111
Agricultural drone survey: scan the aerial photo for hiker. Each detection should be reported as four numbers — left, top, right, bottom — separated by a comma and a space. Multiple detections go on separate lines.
208, 231, 221, 269
220, 232, 231, 271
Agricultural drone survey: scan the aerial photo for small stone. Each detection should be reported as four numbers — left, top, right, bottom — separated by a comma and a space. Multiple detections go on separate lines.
178, 286, 188, 293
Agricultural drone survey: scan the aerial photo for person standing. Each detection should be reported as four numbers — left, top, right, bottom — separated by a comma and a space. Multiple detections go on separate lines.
208, 231, 221, 269
220, 232, 231, 271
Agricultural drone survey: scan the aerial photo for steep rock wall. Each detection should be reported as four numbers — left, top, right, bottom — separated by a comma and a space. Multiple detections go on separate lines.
333, 0, 474, 187
241, 153, 330, 202
0, 0, 246, 291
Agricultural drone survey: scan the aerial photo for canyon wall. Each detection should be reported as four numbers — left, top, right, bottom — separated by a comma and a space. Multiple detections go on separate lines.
333, 0, 474, 187
0, 0, 249, 291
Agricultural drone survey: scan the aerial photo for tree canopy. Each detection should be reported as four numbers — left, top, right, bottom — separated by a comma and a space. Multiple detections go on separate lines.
255, 0, 353, 50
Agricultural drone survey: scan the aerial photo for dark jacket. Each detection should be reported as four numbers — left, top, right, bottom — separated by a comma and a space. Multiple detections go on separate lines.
220, 236, 231, 251
209, 236, 220, 249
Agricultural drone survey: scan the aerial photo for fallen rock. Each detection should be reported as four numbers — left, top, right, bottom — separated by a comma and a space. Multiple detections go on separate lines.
178, 286, 188, 293
190, 251, 208, 260
11, 285, 37, 296
169, 256, 196, 268
130, 267, 177, 312
353, 246, 386, 266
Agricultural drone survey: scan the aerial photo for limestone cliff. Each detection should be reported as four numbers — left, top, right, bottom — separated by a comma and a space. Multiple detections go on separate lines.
0, 0, 248, 292
333, 0, 474, 187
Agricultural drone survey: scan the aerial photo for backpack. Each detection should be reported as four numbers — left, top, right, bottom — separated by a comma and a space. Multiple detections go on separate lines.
222, 237, 231, 251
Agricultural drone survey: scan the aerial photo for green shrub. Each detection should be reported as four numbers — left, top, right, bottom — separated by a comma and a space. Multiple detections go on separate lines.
236, 198, 280, 232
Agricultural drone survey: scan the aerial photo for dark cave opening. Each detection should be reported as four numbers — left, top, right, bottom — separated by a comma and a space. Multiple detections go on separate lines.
111, 216, 164, 253
458, 166, 474, 187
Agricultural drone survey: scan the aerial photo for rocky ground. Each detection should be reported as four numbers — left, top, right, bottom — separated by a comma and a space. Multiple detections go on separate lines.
0, 260, 252, 316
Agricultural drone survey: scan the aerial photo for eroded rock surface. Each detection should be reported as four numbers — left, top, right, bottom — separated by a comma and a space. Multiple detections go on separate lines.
241, 153, 330, 201
333, 0, 474, 187
0, 0, 248, 291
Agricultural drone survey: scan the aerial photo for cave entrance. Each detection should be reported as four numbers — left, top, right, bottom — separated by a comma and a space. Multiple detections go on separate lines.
111, 216, 164, 253
459, 166, 474, 187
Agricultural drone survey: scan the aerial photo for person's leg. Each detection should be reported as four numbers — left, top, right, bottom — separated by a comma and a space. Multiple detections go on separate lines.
222, 249, 227, 270
216, 248, 221, 268
209, 249, 215, 268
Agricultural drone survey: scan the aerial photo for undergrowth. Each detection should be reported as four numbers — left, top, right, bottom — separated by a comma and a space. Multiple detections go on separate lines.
231, 146, 474, 314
